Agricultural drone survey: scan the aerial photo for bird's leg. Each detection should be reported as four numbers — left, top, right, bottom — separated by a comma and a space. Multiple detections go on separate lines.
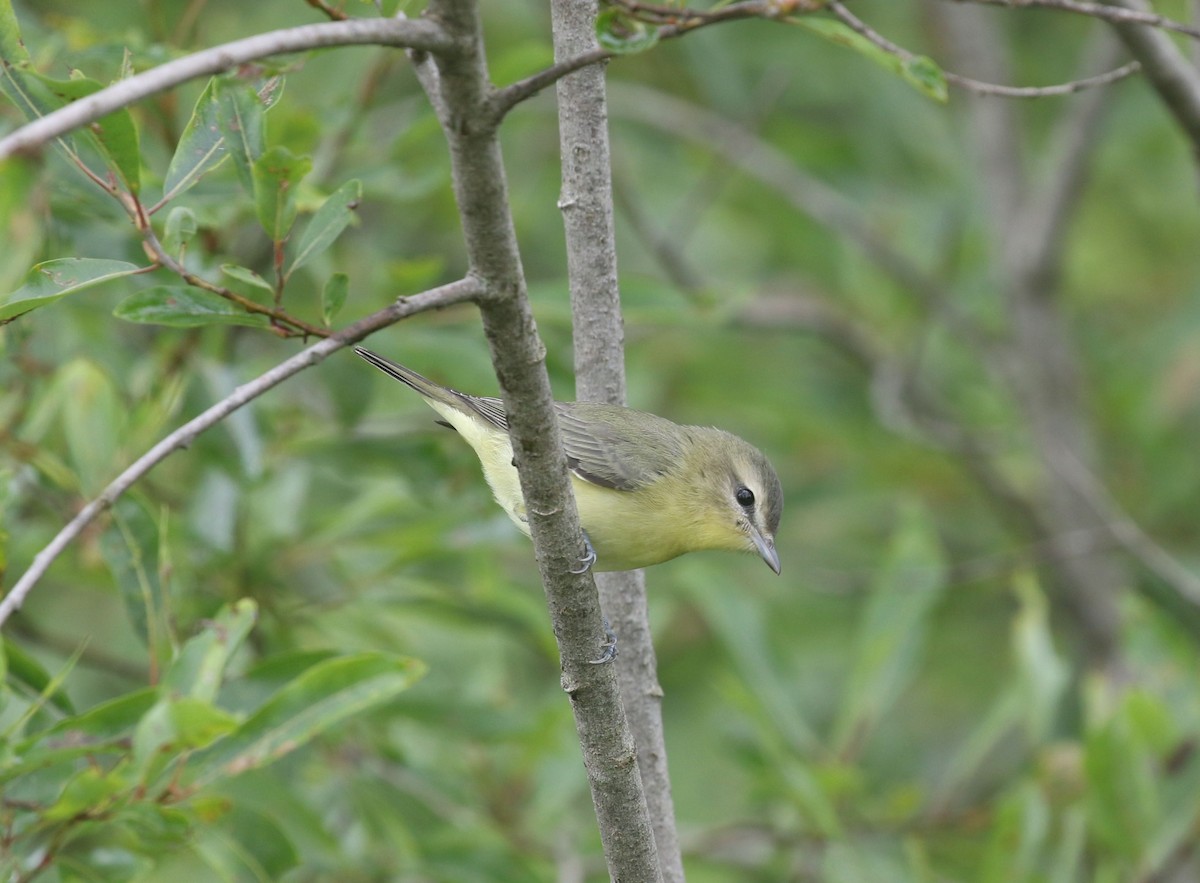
569, 530, 598, 574
589, 616, 618, 665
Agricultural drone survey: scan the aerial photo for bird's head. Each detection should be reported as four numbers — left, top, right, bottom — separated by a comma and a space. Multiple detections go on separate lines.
688, 430, 784, 574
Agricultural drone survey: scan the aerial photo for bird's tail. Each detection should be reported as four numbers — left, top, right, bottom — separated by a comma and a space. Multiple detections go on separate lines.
354, 347, 465, 412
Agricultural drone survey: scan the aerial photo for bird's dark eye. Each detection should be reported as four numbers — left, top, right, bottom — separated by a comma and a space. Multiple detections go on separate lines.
736, 487, 755, 508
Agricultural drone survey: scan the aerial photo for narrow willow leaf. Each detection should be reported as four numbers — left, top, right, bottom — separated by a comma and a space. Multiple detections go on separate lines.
0, 1, 65, 125
321, 272, 348, 327
162, 76, 284, 205
252, 146, 311, 241
3, 640, 74, 715
0, 258, 142, 321
221, 263, 274, 294
163, 206, 198, 255
288, 179, 362, 276
99, 497, 168, 653
162, 599, 257, 702
793, 19, 948, 104
596, 9, 660, 55
162, 79, 224, 203
215, 77, 267, 195
114, 286, 269, 328
832, 502, 946, 754
191, 653, 425, 786
43, 766, 130, 821
60, 359, 121, 495
30, 72, 141, 193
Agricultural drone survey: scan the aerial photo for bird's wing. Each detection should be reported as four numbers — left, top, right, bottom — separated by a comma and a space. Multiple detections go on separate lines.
556, 403, 683, 492
433, 387, 681, 493
457, 394, 508, 432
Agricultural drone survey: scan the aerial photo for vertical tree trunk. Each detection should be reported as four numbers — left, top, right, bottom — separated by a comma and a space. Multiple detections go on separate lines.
551, 1, 687, 879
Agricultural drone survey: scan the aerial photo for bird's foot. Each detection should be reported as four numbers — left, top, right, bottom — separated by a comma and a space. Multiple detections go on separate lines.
589, 616, 618, 665
569, 531, 598, 574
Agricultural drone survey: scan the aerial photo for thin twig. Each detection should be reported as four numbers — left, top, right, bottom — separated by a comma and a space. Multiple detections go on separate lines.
0, 17, 454, 161
831, 1, 1141, 98
304, 0, 349, 21
953, 0, 1200, 42
0, 277, 482, 626
140, 223, 329, 338
490, 0, 818, 118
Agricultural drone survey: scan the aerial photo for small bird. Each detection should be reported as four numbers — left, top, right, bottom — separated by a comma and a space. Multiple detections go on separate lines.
356, 347, 783, 574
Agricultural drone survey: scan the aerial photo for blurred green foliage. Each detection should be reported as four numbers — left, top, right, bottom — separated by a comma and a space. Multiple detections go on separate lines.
2, 0, 1200, 880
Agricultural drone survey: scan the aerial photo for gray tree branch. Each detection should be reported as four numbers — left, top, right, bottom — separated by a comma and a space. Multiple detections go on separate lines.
0, 16, 453, 161
550, 2, 685, 880
1099, 0, 1200, 154
421, 2, 661, 879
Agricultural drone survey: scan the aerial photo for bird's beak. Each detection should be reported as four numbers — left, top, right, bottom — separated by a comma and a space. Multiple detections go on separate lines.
749, 526, 781, 575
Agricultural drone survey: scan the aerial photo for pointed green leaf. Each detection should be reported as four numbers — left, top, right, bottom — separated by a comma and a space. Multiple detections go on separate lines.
161, 76, 283, 204
163, 206, 198, 255
100, 497, 169, 654
1, 258, 142, 321
321, 272, 348, 327
162, 79, 225, 203
833, 502, 946, 754
288, 179, 362, 276
0, 2, 66, 125
44, 766, 130, 821
191, 653, 425, 785
219, 804, 300, 879
214, 77, 267, 194
793, 19, 948, 103
252, 145, 311, 241
596, 9, 660, 55
114, 286, 269, 328
59, 359, 121, 495
220, 263, 274, 294
163, 599, 257, 702
29, 72, 141, 193
3, 640, 74, 714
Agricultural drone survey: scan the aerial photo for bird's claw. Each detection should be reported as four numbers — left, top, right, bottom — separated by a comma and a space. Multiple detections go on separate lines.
589, 616, 618, 665
569, 531, 598, 575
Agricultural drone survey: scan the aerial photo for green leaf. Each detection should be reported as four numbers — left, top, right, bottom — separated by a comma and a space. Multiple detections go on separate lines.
44, 766, 130, 821
214, 77, 267, 195
162, 79, 226, 203
162, 76, 283, 204
162, 599, 257, 702
100, 497, 169, 654
288, 179, 362, 276
163, 206, 198, 255
832, 502, 946, 754
793, 19, 948, 104
30, 72, 141, 193
321, 272, 349, 327
5, 690, 151, 785
220, 263, 274, 294
978, 783, 1051, 883
252, 145, 311, 241
32, 689, 157, 747
1, 258, 142, 321
688, 566, 820, 754
1011, 572, 1068, 742
191, 653, 426, 786
0, 2, 66, 127
3, 640, 74, 714
216, 804, 300, 879
113, 286, 269, 328
596, 9, 660, 55
59, 359, 121, 495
